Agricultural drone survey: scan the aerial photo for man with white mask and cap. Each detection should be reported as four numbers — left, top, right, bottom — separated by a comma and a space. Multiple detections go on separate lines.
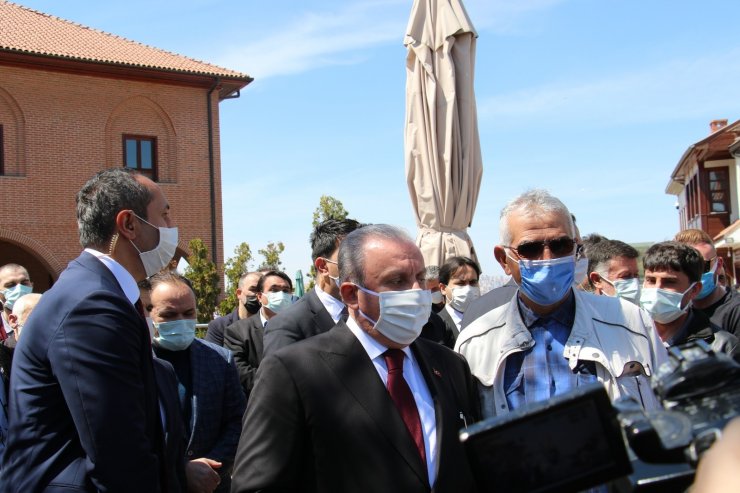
456, 189, 668, 419
2, 168, 178, 492
231, 224, 480, 493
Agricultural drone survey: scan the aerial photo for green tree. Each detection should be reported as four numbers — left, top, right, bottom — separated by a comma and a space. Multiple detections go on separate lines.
308, 195, 350, 289
183, 238, 220, 325
312, 194, 349, 227
258, 241, 285, 271
218, 242, 252, 315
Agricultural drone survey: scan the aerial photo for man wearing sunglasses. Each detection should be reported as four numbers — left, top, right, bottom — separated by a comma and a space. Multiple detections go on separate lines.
456, 189, 668, 418
674, 229, 740, 339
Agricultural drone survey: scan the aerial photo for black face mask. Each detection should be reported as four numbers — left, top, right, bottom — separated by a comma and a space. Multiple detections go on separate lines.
244, 295, 261, 315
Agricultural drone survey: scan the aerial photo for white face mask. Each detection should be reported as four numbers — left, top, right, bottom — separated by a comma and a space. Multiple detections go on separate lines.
603, 277, 641, 305
640, 284, 695, 324
130, 214, 179, 278
265, 291, 292, 314
447, 285, 480, 313
431, 290, 444, 305
355, 285, 432, 346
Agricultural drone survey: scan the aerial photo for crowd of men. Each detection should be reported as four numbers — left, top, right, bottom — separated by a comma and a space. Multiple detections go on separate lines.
1, 169, 740, 492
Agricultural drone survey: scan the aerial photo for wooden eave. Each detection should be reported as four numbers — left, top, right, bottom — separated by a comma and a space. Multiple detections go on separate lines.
665, 120, 740, 195
0, 48, 252, 99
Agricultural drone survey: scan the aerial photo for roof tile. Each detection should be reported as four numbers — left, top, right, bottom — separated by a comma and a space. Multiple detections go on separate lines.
0, 1, 251, 80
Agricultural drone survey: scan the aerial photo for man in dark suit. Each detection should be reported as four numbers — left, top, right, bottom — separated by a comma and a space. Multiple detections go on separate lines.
224, 270, 293, 396
152, 358, 188, 493
148, 272, 246, 493
1, 168, 177, 492
205, 271, 261, 346
262, 218, 361, 357
231, 224, 480, 493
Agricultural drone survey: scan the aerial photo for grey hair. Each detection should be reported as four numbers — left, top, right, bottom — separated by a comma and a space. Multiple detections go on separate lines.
338, 224, 415, 286
424, 265, 440, 281
499, 189, 575, 246
12, 293, 42, 324
76, 168, 151, 249
237, 271, 261, 290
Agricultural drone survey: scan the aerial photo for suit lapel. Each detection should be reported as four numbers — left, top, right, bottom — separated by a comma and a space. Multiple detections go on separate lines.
411, 341, 455, 487
319, 324, 429, 485
308, 289, 336, 335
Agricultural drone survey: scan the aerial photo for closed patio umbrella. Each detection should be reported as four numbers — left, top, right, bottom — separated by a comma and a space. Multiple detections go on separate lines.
404, 0, 483, 267
294, 269, 305, 298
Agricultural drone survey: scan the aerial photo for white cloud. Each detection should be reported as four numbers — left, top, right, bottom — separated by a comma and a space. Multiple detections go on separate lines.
217, 0, 569, 80
217, 0, 408, 79
478, 47, 740, 126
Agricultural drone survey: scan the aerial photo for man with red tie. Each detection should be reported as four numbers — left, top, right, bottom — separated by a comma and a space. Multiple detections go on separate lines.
231, 224, 480, 493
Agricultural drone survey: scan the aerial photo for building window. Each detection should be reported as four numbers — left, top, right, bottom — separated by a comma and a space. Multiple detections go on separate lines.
123, 135, 157, 181
707, 168, 730, 213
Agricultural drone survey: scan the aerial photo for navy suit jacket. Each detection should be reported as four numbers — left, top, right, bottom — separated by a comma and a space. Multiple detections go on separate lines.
1, 252, 165, 493
262, 289, 335, 358
231, 322, 481, 493
153, 357, 187, 493
205, 308, 240, 347
184, 339, 246, 493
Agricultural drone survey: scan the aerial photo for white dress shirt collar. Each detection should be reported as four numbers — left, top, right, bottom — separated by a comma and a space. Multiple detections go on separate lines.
345, 316, 413, 361
84, 248, 139, 305
315, 284, 346, 323
444, 304, 463, 330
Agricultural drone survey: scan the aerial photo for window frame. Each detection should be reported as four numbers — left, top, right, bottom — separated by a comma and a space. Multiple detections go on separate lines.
707, 168, 730, 214
122, 134, 158, 181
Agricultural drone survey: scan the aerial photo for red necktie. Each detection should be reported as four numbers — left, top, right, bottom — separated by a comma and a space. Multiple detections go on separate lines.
383, 348, 426, 467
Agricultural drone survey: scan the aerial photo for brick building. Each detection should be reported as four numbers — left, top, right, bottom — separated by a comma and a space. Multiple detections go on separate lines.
0, 2, 251, 291
666, 119, 740, 283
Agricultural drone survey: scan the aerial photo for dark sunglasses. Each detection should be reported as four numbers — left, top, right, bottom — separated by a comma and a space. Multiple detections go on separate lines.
506, 237, 576, 259
703, 256, 717, 274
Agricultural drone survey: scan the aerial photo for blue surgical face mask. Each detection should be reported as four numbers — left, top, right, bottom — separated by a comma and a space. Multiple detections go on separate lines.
511, 254, 575, 306
153, 318, 196, 351
2, 283, 32, 310
265, 291, 292, 314
640, 284, 695, 324
602, 276, 641, 305
696, 267, 717, 301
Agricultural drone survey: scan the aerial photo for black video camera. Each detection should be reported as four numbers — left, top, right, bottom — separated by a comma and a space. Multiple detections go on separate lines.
459, 340, 740, 493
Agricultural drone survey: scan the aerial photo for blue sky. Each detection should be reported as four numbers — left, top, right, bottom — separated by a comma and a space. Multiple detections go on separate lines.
19, 0, 740, 279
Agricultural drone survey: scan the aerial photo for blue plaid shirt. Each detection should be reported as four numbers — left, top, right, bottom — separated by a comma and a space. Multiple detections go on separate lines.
504, 290, 597, 410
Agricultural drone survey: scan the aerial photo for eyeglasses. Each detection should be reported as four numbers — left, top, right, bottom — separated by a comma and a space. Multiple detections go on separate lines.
505, 237, 576, 260
703, 256, 718, 274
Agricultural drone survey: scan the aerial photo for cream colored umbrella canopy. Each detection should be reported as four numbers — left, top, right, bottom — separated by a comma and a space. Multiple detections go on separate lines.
404, 0, 483, 268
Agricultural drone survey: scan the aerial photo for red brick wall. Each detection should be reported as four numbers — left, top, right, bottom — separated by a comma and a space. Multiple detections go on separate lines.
0, 63, 224, 284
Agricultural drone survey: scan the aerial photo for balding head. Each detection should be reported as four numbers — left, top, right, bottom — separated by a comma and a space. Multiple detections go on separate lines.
10, 293, 42, 340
